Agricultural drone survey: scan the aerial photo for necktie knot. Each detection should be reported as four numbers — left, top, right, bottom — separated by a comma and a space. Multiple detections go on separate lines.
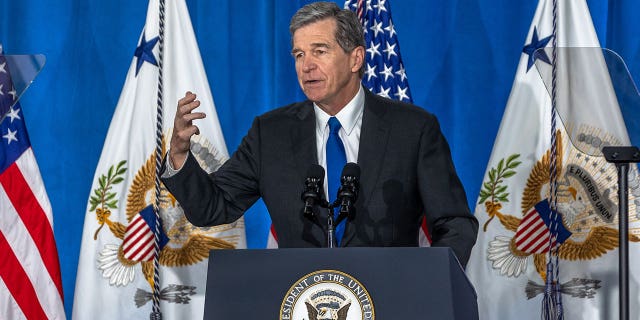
328, 117, 342, 135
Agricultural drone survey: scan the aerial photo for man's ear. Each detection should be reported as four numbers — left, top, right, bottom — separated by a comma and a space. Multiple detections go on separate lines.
350, 46, 365, 73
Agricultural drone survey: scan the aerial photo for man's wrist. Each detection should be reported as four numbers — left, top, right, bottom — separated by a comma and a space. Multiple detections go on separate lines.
169, 151, 188, 171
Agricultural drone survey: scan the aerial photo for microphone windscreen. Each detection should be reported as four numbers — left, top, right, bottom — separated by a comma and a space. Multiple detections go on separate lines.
341, 162, 360, 179
307, 164, 325, 180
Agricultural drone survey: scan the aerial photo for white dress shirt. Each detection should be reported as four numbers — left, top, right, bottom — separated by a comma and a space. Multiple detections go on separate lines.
313, 85, 365, 199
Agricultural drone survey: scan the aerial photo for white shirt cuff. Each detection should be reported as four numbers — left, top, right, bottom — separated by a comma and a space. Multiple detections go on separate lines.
161, 151, 187, 178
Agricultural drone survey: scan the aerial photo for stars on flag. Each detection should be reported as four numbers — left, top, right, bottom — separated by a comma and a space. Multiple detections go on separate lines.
2, 107, 22, 145
371, 20, 384, 37
1, 53, 20, 147
366, 41, 381, 59
0, 81, 17, 101
380, 64, 393, 81
0, 54, 18, 117
5, 106, 20, 123
2, 127, 17, 144
522, 26, 553, 72
345, 0, 412, 103
373, 0, 387, 14
1, 54, 29, 159
377, 85, 391, 99
395, 85, 409, 101
382, 41, 397, 60
365, 64, 377, 81
133, 33, 159, 76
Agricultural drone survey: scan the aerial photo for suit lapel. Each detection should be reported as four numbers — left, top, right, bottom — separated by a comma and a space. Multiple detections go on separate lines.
291, 101, 318, 181
342, 90, 390, 246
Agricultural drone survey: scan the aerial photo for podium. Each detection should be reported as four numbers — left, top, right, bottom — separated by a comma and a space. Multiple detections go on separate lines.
204, 247, 478, 319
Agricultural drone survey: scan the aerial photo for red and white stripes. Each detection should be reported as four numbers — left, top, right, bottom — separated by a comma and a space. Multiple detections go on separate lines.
0, 149, 65, 319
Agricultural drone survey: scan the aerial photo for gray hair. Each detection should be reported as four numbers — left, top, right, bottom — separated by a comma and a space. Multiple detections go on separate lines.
290, 2, 365, 77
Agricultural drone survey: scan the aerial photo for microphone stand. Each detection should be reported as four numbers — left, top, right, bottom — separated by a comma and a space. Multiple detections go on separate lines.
602, 146, 640, 320
327, 205, 336, 248
327, 202, 356, 248
326, 200, 349, 248
302, 195, 338, 248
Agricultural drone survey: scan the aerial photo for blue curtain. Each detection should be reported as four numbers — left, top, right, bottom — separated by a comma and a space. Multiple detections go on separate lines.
1, 0, 638, 317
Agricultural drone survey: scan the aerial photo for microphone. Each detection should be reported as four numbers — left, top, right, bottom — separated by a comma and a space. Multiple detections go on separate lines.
336, 162, 360, 223
301, 164, 325, 219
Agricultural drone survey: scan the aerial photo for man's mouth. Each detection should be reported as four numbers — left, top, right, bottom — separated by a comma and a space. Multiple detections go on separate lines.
304, 79, 323, 86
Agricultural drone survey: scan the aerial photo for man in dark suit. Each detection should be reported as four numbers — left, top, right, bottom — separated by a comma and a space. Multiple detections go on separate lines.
162, 2, 478, 266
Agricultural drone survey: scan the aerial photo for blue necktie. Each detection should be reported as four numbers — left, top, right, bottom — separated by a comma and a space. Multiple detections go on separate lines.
326, 117, 347, 246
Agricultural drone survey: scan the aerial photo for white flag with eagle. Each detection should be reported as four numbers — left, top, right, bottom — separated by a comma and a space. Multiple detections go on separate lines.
72, 0, 246, 319
466, 0, 640, 319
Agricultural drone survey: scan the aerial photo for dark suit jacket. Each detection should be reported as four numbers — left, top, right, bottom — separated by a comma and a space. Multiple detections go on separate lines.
162, 89, 478, 266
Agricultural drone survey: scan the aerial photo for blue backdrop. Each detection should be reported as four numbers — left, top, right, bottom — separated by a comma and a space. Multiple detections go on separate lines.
1, 0, 639, 317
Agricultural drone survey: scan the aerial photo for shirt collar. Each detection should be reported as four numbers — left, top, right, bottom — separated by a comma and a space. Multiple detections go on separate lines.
313, 85, 365, 136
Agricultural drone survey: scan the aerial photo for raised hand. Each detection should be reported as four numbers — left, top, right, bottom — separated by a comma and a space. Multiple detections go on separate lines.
169, 91, 206, 169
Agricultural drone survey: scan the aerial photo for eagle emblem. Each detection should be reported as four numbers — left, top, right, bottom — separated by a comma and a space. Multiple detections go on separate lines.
280, 270, 374, 319
305, 290, 351, 320
479, 129, 640, 299
89, 134, 242, 306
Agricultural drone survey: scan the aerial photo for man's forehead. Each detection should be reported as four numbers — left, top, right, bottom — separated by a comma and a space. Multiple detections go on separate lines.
292, 19, 336, 46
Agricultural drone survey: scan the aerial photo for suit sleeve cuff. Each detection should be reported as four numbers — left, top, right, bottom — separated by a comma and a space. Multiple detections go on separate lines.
161, 150, 187, 178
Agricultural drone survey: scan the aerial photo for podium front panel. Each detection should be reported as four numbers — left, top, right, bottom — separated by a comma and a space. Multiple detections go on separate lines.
204, 247, 477, 319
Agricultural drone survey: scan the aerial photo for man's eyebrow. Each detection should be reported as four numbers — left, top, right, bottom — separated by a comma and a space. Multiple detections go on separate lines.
308, 42, 331, 50
309, 42, 330, 48
291, 42, 332, 53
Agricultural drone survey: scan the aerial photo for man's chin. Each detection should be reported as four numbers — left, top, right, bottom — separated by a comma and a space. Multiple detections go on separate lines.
302, 90, 325, 103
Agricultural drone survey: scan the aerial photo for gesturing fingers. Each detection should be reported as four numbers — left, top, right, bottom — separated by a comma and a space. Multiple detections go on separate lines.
170, 91, 207, 164
175, 91, 206, 130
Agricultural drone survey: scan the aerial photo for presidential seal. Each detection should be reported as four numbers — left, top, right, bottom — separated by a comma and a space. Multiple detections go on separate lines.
280, 270, 374, 320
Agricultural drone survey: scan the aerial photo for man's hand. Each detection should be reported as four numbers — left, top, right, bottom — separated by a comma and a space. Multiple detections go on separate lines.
169, 91, 206, 169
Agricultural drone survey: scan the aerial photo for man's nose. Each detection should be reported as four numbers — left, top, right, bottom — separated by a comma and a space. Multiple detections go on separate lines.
301, 56, 317, 72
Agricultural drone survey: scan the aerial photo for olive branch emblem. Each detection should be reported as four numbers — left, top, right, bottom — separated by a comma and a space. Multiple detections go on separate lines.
478, 154, 520, 231
89, 160, 127, 240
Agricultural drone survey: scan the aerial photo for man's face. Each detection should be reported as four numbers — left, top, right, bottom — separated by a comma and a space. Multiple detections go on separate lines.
292, 18, 363, 113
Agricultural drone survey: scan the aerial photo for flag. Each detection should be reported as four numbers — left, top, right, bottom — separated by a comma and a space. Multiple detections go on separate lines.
121, 205, 169, 262
72, 0, 246, 319
0, 49, 66, 319
345, 0, 412, 103
466, 0, 640, 319
345, 0, 431, 246
513, 199, 572, 255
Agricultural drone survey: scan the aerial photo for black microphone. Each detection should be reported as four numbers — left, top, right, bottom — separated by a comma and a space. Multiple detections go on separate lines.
337, 162, 360, 223
301, 164, 325, 219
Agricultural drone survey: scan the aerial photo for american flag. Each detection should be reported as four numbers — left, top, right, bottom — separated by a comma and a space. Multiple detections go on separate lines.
122, 205, 169, 261
345, 0, 413, 103
0, 50, 66, 319
515, 199, 572, 254
345, 0, 433, 246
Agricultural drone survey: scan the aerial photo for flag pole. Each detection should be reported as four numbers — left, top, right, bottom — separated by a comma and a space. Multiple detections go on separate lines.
150, 0, 166, 318
542, 0, 563, 318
